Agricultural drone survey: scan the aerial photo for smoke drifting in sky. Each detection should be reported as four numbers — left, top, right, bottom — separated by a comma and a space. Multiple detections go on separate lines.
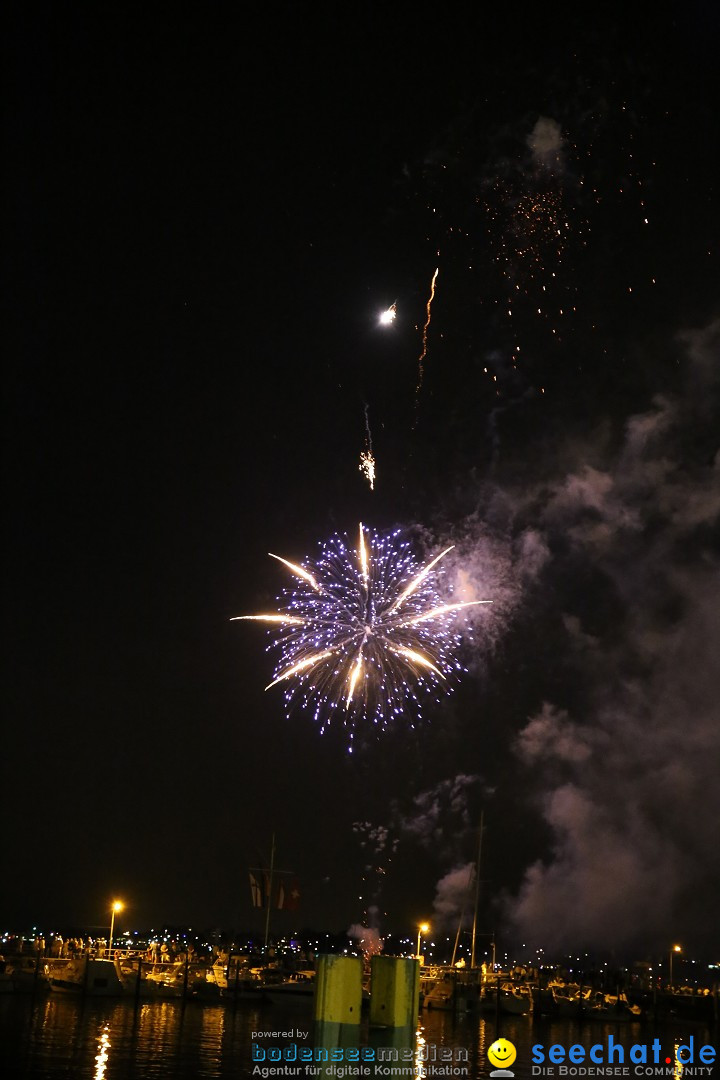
527, 116, 565, 173
397, 774, 482, 854
347, 919, 384, 957
432, 862, 476, 931
473, 319, 720, 951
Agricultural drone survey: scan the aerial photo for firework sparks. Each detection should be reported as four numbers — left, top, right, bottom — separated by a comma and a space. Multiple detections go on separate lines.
234, 524, 492, 742
359, 451, 376, 490
387, 543, 453, 613
265, 650, 334, 690
415, 266, 439, 416
231, 613, 305, 625
267, 553, 321, 592
399, 600, 493, 626
379, 302, 397, 325
359, 404, 376, 490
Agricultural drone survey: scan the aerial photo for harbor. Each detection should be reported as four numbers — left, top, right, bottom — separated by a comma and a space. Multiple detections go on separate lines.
2, 938, 717, 1027
2, 979, 717, 1080
2, 922, 717, 1078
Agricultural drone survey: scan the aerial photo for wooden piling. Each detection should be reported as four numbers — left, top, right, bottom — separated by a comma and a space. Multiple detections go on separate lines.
313, 955, 363, 1025
369, 956, 420, 1028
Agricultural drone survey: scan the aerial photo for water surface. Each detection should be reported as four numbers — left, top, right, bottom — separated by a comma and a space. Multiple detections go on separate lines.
0, 994, 714, 1080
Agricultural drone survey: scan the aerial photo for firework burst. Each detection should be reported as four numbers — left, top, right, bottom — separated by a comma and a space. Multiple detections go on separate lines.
232, 525, 491, 746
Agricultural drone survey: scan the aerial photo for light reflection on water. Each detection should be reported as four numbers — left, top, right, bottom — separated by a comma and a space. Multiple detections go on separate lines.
94, 1025, 110, 1080
0, 996, 713, 1080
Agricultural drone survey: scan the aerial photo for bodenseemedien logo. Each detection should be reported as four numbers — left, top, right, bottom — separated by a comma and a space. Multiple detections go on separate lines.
488, 1038, 517, 1077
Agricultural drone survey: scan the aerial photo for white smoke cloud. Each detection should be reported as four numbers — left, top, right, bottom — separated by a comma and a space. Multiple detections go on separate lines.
398, 774, 482, 850
347, 922, 384, 956
432, 862, 476, 929
498, 318, 720, 950
527, 116, 565, 172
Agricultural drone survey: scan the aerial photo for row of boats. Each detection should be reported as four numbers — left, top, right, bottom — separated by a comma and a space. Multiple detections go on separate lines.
419, 968, 642, 1020
0, 953, 320, 1002
2, 955, 716, 1025
419, 968, 718, 1024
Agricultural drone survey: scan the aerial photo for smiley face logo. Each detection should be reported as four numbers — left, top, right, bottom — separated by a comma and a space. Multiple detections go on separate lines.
488, 1038, 517, 1071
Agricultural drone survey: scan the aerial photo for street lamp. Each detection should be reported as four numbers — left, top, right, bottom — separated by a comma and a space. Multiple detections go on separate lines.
416, 922, 429, 960
108, 900, 124, 958
669, 944, 681, 989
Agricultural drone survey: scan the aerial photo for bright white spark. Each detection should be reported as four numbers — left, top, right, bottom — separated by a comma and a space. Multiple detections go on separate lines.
346, 653, 364, 706
230, 614, 306, 625
399, 600, 493, 626
358, 523, 369, 584
359, 451, 376, 490
387, 545, 455, 614
265, 650, 335, 690
268, 553, 321, 593
391, 645, 445, 678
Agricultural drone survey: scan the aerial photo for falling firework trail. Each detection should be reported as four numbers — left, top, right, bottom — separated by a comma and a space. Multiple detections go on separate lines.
232, 524, 492, 746
359, 403, 376, 490
414, 266, 439, 423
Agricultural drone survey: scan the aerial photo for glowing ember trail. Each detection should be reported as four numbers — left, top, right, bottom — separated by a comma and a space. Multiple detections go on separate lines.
415, 266, 439, 413
233, 525, 492, 744
387, 543, 453, 613
359, 403, 376, 491
230, 613, 305, 625
359, 451, 376, 490
267, 554, 321, 592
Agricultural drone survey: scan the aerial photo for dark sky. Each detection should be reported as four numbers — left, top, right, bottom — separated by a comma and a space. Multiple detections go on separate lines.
4, 5, 719, 961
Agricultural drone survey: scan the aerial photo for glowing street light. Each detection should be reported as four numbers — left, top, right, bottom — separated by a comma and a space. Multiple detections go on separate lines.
416, 922, 430, 960
669, 944, 681, 988
108, 900, 124, 958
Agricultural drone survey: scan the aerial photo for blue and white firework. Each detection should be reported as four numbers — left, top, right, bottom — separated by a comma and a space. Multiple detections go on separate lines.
232, 524, 491, 743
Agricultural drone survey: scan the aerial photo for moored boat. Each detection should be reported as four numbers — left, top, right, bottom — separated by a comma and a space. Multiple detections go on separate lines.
7, 956, 52, 994
261, 969, 316, 1003
46, 957, 127, 996
584, 991, 642, 1021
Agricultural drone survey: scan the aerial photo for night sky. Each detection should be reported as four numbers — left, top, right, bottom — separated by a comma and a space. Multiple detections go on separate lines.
4, 5, 719, 960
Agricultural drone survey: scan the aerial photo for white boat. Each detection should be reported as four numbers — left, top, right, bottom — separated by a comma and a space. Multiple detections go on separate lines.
208, 960, 265, 998
584, 992, 642, 1021
476, 979, 534, 1016
550, 983, 589, 1018
262, 969, 316, 1003
127, 959, 218, 999
46, 957, 127, 996
497, 982, 533, 1015
421, 969, 481, 1012
6, 956, 52, 993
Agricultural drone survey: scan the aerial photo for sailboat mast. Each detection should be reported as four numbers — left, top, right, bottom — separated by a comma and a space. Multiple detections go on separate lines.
470, 811, 484, 969
264, 832, 276, 950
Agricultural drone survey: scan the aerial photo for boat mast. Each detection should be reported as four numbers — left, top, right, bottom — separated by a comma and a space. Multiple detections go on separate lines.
470, 811, 484, 969
264, 832, 276, 950
450, 864, 473, 967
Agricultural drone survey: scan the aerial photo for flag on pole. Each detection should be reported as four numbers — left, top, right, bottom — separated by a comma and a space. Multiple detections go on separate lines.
275, 877, 301, 911
249, 870, 268, 908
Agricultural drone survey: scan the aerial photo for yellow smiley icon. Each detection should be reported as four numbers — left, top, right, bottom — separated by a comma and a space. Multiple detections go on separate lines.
488, 1038, 517, 1070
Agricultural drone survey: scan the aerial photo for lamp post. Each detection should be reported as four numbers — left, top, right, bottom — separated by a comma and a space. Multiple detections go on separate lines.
108, 900, 124, 959
416, 922, 429, 960
669, 944, 681, 989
